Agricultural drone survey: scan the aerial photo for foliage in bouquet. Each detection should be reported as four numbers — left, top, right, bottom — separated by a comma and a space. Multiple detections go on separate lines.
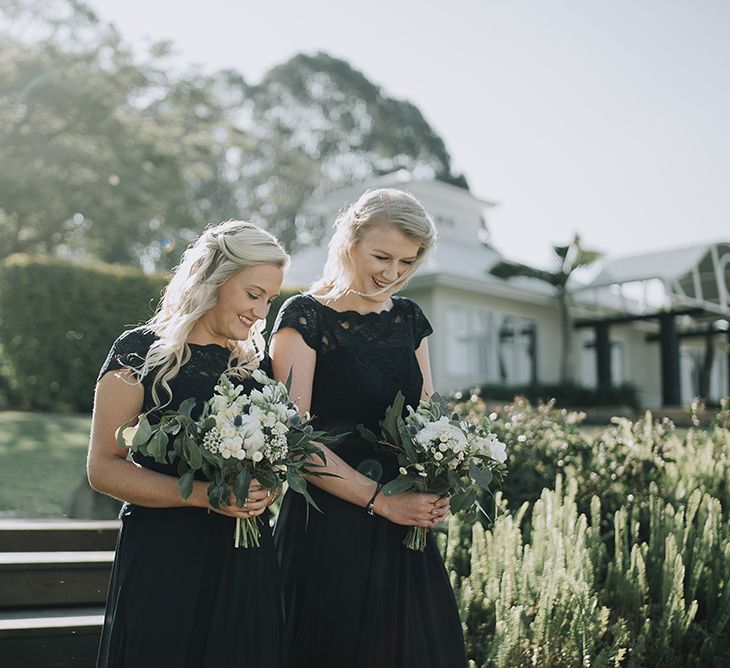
359, 391, 507, 549
117, 368, 336, 546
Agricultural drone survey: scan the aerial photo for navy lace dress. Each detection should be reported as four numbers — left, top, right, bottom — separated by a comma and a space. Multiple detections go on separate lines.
272, 294, 467, 668
96, 328, 285, 668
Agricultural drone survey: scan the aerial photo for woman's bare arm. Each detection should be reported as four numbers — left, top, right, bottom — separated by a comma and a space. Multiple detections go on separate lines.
270, 328, 447, 527
87, 370, 268, 518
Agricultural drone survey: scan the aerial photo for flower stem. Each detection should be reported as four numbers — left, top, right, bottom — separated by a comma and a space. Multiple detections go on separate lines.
404, 526, 428, 551
233, 517, 261, 548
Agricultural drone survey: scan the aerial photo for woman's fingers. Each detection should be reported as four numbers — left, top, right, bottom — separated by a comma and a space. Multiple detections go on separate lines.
246, 487, 269, 503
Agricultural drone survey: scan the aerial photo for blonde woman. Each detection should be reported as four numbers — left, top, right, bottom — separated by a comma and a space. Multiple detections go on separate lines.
270, 189, 467, 667
88, 220, 288, 667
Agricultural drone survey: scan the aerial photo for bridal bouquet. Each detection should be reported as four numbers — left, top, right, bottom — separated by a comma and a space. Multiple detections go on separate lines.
117, 369, 333, 547
359, 392, 507, 550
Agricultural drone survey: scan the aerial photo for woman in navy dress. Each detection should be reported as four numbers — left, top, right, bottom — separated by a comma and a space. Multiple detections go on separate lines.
270, 188, 467, 668
88, 220, 289, 667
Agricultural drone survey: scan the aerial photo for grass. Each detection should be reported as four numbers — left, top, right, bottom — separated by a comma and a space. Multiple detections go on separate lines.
0, 411, 91, 517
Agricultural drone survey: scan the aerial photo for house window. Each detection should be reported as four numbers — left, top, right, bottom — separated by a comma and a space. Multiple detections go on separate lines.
446, 306, 537, 384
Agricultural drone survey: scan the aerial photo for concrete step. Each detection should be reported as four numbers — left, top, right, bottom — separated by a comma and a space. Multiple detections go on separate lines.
0, 519, 120, 552
0, 551, 114, 608
0, 607, 103, 668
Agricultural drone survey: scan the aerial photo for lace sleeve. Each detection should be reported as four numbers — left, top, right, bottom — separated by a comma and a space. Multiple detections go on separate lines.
408, 300, 433, 347
97, 327, 156, 382
271, 294, 321, 351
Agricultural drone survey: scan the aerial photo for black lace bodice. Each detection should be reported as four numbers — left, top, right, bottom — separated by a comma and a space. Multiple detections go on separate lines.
98, 327, 267, 476
271, 294, 432, 470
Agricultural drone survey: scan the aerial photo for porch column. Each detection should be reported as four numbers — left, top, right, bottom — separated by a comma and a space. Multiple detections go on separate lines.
658, 313, 681, 405
594, 322, 612, 394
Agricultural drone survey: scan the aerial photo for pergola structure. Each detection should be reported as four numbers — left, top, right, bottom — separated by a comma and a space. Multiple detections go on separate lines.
572, 243, 730, 405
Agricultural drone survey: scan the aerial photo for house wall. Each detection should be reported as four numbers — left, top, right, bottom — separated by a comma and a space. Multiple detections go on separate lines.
576, 323, 663, 407
403, 284, 563, 394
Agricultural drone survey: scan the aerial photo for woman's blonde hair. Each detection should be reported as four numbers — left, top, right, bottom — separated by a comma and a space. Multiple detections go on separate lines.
310, 188, 436, 300
139, 220, 288, 408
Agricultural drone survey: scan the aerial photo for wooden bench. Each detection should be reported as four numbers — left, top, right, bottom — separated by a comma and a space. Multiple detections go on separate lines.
0, 519, 119, 668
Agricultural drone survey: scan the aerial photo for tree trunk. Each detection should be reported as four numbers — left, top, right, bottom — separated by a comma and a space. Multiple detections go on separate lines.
557, 287, 575, 383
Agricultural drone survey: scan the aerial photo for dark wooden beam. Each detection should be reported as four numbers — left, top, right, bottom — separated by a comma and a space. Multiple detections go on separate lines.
646, 324, 729, 342
574, 307, 705, 329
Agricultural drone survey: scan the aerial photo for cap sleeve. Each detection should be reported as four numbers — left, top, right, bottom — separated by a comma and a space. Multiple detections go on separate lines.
271, 294, 321, 351
97, 327, 156, 382
407, 299, 433, 347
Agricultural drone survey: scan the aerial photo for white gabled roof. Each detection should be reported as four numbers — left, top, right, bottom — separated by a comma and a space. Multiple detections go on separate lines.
304, 170, 496, 215
588, 243, 718, 288
585, 241, 730, 316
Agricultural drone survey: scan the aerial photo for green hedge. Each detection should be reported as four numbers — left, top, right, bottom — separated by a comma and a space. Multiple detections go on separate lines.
0, 255, 166, 412
470, 381, 640, 410
0, 256, 303, 413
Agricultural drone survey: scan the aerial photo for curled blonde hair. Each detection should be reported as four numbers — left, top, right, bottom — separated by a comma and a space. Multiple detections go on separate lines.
139, 220, 289, 408
310, 188, 437, 300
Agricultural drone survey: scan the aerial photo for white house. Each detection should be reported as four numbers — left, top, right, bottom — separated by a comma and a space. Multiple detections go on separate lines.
282, 171, 730, 408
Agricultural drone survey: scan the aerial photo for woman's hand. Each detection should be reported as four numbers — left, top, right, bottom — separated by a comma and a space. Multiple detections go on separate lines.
374, 491, 450, 528
206, 479, 272, 519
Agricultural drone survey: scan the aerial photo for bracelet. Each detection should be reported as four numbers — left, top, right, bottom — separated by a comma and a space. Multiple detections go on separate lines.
366, 484, 383, 516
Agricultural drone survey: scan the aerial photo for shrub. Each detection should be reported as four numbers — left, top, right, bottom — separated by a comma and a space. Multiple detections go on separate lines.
0, 255, 166, 412
444, 398, 730, 666
471, 382, 641, 410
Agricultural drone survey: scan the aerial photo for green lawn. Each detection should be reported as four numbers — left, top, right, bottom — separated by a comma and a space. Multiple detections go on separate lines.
0, 411, 91, 517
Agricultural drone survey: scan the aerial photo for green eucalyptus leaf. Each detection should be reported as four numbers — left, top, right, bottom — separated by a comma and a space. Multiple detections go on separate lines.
178, 470, 194, 500
147, 429, 169, 463
183, 434, 203, 470
234, 468, 251, 507
469, 460, 493, 490
381, 475, 417, 496
131, 415, 153, 446
177, 397, 197, 418
450, 491, 469, 513
357, 424, 380, 443
286, 470, 307, 495
382, 391, 405, 443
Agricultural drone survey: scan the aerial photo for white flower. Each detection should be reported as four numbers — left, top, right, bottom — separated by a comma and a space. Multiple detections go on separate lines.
488, 439, 507, 463
434, 451, 444, 461
251, 451, 264, 463
262, 411, 277, 428
252, 368, 269, 384
399, 466, 408, 475
244, 427, 266, 455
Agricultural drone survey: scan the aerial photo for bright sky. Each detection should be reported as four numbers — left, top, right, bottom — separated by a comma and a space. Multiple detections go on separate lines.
85, 0, 730, 268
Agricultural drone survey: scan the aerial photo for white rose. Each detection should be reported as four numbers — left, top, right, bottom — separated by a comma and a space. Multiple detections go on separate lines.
251, 451, 264, 463
244, 428, 266, 455
488, 439, 507, 463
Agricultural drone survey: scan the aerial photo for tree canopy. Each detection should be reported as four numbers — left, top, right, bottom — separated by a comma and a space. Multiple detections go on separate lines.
1, 1, 466, 267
